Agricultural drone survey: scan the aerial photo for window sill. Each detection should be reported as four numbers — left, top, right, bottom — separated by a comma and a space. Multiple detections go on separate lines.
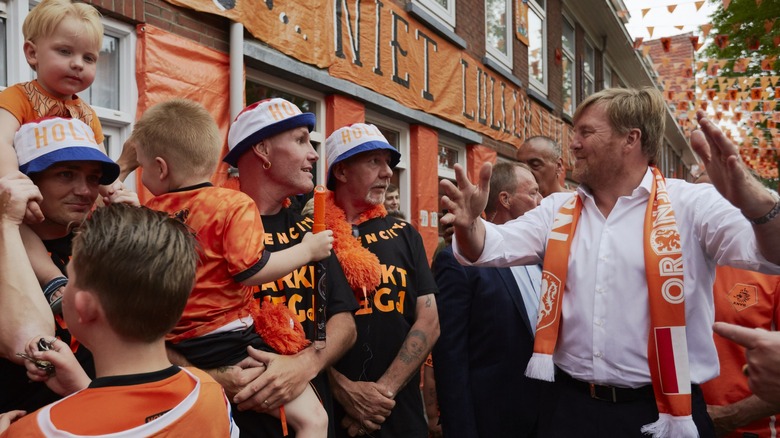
481, 56, 522, 88
405, 3, 467, 50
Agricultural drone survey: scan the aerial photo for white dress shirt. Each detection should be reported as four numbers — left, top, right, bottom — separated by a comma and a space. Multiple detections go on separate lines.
454, 168, 780, 387
510, 265, 542, 332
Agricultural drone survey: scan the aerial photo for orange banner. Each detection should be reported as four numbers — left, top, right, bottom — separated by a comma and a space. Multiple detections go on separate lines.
134, 24, 231, 203
163, 0, 551, 149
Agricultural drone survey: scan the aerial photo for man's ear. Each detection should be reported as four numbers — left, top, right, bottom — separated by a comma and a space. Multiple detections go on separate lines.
251, 142, 271, 168
499, 191, 511, 209
333, 162, 349, 185
626, 128, 642, 150
23, 41, 39, 71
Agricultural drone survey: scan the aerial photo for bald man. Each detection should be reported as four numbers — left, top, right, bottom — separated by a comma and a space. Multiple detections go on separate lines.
516, 136, 565, 197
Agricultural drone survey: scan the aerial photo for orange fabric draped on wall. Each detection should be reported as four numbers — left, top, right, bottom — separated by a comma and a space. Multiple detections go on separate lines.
133, 24, 232, 203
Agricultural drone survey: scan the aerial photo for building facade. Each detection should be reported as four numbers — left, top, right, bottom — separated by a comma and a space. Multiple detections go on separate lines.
1, 0, 695, 258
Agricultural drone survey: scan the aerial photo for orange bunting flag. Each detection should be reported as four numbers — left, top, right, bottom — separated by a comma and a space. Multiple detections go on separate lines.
715, 35, 729, 49
633, 37, 644, 49
642, 8, 651, 17
675, 25, 685, 30
723, 0, 731, 10
751, 88, 764, 100
766, 19, 777, 33
666, 90, 676, 100
756, 0, 763, 6
677, 100, 689, 111
722, 102, 731, 111
733, 112, 742, 122
728, 89, 738, 101
733, 58, 748, 73
762, 57, 776, 71
686, 90, 695, 101
707, 89, 717, 100
715, 111, 723, 121
683, 67, 693, 78
647, 26, 655, 38
775, 87, 780, 98
775, 36, 780, 47
661, 37, 672, 52
747, 37, 760, 51
695, 1, 705, 11
700, 101, 708, 111
774, 112, 780, 123
691, 36, 702, 51
764, 101, 773, 112
642, 45, 652, 57
700, 24, 713, 38
708, 63, 720, 76
667, 4, 677, 13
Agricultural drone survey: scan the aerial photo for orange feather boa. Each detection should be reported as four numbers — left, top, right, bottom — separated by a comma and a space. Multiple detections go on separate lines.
324, 191, 385, 301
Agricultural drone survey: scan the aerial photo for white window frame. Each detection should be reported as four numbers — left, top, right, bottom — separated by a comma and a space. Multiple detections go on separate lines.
484, 0, 512, 70
561, 14, 575, 116
413, 0, 456, 30
437, 137, 466, 181
527, 0, 547, 95
246, 70, 327, 184
4, 0, 30, 87
583, 38, 596, 99
603, 60, 612, 89
366, 110, 410, 217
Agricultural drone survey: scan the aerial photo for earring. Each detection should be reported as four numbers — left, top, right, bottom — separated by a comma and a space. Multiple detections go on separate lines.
263, 161, 271, 170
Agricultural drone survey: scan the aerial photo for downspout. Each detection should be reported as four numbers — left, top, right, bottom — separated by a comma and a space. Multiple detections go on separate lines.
228, 22, 244, 178
230, 21, 244, 121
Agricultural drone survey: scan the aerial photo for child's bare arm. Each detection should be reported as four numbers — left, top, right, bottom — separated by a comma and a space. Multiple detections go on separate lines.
20, 225, 65, 289
241, 230, 334, 286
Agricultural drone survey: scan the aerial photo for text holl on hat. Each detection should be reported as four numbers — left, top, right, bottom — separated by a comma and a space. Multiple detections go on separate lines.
30, 119, 98, 149
336, 123, 384, 145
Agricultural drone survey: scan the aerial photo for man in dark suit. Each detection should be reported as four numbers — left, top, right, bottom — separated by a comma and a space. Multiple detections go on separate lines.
433, 161, 543, 437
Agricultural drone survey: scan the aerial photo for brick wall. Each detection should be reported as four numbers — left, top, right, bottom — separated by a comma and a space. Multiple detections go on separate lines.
90, 0, 230, 53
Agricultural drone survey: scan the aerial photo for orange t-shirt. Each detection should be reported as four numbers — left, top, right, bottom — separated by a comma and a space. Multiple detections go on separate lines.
145, 185, 267, 342
701, 265, 780, 438
0, 80, 104, 144
2, 367, 238, 437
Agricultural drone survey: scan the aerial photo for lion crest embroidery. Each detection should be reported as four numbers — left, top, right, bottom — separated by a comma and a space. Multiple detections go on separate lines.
537, 271, 562, 330
650, 226, 681, 255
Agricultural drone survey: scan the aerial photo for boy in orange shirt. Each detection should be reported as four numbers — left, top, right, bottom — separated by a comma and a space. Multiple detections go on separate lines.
133, 99, 331, 437
0, 198, 238, 436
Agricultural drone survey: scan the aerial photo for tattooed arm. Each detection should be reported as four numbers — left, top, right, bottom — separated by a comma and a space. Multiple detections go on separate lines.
377, 294, 440, 398
330, 294, 440, 436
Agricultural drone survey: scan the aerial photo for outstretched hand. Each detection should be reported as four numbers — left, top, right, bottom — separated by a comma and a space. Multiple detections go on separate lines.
692, 111, 772, 216
439, 162, 492, 229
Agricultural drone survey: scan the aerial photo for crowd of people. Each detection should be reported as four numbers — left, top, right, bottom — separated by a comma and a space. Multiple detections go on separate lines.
1, 0, 780, 437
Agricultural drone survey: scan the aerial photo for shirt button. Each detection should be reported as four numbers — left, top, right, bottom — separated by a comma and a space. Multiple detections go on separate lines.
594, 352, 603, 358
595, 319, 603, 326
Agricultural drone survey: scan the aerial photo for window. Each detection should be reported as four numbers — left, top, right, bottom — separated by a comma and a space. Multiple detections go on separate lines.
413, 0, 456, 29
583, 39, 595, 98
246, 70, 326, 184
485, 0, 512, 69
528, 0, 546, 94
367, 111, 410, 218
78, 34, 120, 110
437, 140, 465, 181
603, 62, 612, 89
561, 16, 575, 116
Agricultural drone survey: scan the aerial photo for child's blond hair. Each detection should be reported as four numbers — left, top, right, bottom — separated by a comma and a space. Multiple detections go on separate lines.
23, 0, 103, 65
131, 99, 222, 180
